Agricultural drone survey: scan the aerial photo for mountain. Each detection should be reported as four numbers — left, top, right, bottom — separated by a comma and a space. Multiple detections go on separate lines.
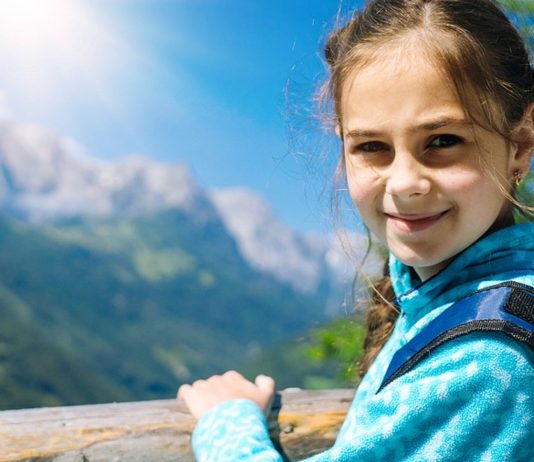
0, 209, 331, 409
0, 120, 363, 302
210, 187, 382, 312
211, 188, 346, 292
0, 121, 207, 220
0, 119, 381, 410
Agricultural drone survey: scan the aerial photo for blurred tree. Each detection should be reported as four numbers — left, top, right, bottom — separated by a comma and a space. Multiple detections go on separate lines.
500, 1, 534, 51
516, 171, 534, 222
307, 318, 366, 383
503, 1, 534, 222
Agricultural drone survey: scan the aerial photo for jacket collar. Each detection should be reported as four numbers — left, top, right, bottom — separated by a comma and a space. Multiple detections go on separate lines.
389, 223, 534, 321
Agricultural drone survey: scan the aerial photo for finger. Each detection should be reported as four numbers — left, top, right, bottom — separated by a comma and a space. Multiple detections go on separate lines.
222, 370, 244, 381
255, 374, 276, 416
255, 374, 276, 394
192, 378, 209, 389
177, 384, 192, 400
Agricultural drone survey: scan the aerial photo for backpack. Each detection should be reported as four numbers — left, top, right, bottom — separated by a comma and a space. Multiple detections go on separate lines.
378, 281, 534, 393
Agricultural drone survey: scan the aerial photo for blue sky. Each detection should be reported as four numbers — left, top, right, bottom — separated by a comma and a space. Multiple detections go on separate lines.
0, 0, 364, 233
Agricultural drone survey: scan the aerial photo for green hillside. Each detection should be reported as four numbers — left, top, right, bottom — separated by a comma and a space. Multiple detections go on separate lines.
0, 210, 328, 410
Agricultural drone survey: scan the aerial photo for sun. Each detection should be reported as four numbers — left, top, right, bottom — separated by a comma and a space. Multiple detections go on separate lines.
0, 0, 80, 47
0, 0, 127, 116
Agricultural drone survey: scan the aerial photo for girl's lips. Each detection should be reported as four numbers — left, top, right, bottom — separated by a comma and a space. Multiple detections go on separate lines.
385, 210, 450, 233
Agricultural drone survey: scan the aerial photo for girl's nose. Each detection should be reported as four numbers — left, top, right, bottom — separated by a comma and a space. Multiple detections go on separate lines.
384, 152, 431, 199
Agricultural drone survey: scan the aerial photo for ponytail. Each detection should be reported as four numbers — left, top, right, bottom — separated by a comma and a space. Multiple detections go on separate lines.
358, 262, 399, 379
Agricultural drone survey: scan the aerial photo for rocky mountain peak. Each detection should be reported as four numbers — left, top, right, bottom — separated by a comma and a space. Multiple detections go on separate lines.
0, 121, 209, 221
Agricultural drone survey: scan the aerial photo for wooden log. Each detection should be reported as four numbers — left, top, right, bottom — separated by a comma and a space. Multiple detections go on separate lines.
0, 389, 354, 462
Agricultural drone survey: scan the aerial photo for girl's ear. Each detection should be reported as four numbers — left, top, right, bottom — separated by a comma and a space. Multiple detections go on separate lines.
511, 103, 534, 173
335, 124, 342, 138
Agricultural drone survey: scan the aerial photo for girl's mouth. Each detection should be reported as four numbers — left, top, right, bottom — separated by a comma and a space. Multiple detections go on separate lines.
385, 210, 450, 233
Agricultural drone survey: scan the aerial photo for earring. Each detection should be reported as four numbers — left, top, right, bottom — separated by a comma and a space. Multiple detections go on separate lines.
513, 170, 523, 186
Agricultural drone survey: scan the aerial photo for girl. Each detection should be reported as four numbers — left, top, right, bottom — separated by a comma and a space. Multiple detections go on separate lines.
178, 0, 534, 460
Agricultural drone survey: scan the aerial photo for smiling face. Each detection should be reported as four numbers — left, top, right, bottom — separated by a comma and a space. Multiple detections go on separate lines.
340, 48, 521, 281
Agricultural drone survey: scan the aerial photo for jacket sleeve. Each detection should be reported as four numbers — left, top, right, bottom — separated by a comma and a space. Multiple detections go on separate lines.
191, 334, 534, 462
192, 399, 283, 462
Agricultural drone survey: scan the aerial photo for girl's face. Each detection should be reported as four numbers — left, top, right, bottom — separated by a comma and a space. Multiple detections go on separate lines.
340, 49, 522, 281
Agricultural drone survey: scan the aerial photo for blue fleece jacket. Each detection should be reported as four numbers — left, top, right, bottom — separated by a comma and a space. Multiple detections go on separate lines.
192, 223, 534, 461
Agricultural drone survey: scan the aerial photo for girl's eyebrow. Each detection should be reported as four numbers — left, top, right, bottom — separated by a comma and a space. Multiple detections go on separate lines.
344, 117, 471, 138
419, 117, 472, 131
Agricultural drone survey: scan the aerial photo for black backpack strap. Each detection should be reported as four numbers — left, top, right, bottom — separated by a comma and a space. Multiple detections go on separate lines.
377, 281, 534, 393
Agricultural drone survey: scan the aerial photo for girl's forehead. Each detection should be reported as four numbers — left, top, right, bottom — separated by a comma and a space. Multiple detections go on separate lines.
344, 40, 443, 88
342, 49, 457, 103
353, 33, 432, 73
338, 39, 501, 133
338, 44, 490, 128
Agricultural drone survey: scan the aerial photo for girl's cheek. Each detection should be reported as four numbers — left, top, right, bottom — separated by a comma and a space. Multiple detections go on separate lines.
346, 173, 365, 198
444, 169, 494, 194
348, 182, 376, 217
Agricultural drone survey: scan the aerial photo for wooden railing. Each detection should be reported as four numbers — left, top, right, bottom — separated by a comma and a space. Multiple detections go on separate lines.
0, 389, 354, 461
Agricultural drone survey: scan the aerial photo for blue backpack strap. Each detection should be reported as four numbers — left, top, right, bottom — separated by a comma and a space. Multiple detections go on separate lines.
377, 281, 534, 393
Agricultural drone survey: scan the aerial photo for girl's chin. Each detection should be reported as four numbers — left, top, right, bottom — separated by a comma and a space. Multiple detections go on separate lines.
391, 249, 454, 280
411, 260, 453, 281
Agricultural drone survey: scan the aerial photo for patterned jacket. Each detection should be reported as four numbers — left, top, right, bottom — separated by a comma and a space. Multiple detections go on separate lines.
191, 223, 534, 461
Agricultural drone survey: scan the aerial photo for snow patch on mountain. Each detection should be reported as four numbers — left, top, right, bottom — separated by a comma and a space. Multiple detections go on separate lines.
210, 187, 326, 293
0, 121, 208, 221
210, 187, 382, 303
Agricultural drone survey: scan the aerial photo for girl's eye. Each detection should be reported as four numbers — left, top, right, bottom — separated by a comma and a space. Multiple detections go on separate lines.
352, 141, 389, 153
428, 134, 463, 149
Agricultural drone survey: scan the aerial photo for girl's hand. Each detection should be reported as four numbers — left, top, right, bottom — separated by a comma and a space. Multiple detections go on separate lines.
177, 370, 276, 421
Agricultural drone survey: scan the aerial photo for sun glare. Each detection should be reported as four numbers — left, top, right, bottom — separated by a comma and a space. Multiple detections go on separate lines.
0, 0, 79, 48
0, 0, 129, 116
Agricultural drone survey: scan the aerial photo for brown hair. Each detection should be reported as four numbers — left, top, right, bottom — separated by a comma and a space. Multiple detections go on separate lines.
322, 0, 534, 377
